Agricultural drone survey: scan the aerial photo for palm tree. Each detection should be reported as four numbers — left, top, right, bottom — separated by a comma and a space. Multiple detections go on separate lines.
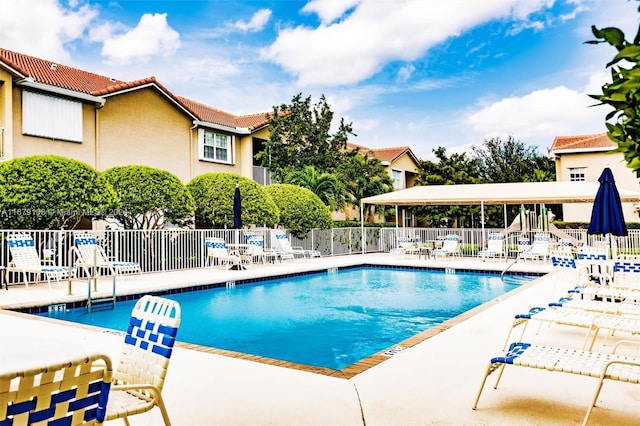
283, 166, 347, 210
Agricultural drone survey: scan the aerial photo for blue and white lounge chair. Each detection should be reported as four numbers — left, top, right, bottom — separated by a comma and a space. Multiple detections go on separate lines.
0, 351, 113, 424
473, 340, 640, 425
246, 235, 278, 264
477, 233, 505, 261
431, 235, 461, 259
6, 232, 71, 289
519, 232, 550, 262
106, 295, 180, 425
205, 237, 242, 268
73, 232, 141, 276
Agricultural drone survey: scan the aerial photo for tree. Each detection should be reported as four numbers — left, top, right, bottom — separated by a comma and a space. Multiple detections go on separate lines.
587, 7, 640, 176
102, 166, 195, 229
283, 166, 347, 211
264, 184, 333, 238
0, 155, 119, 229
256, 93, 355, 182
187, 173, 279, 229
415, 147, 481, 227
471, 136, 555, 183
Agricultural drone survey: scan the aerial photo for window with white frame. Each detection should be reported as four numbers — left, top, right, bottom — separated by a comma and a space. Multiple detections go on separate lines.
22, 91, 83, 142
199, 128, 233, 164
569, 167, 586, 181
391, 169, 403, 189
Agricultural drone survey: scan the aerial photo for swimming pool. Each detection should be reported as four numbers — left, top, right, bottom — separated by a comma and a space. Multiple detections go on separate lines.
40, 266, 532, 370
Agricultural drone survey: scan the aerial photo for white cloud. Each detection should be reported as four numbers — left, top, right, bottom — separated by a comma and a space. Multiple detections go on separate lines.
466, 85, 607, 150
0, 0, 96, 61
264, 0, 560, 87
233, 9, 272, 32
301, 0, 361, 24
100, 13, 180, 65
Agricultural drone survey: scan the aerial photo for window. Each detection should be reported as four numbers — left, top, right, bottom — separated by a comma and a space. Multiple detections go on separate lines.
391, 169, 403, 189
569, 167, 586, 182
22, 91, 82, 142
199, 129, 234, 164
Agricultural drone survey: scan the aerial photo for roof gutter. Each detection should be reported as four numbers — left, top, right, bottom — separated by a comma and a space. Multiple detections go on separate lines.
16, 78, 106, 106
193, 120, 250, 134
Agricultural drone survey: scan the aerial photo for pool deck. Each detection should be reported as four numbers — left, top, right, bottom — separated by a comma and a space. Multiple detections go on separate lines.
2, 254, 640, 425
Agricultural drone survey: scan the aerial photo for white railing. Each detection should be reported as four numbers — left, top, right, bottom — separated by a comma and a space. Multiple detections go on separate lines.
1, 227, 639, 286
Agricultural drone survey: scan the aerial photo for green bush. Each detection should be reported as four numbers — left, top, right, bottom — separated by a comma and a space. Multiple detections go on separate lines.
188, 173, 279, 228
102, 165, 195, 229
265, 184, 332, 238
0, 155, 119, 229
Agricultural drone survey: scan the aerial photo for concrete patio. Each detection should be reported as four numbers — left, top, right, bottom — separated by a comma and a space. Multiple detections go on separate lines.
1, 254, 639, 425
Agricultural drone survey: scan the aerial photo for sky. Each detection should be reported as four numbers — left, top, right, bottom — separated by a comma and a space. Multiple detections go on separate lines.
1, 0, 639, 161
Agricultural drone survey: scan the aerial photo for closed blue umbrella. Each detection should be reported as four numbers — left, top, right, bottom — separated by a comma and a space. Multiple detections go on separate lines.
587, 167, 627, 239
233, 184, 242, 229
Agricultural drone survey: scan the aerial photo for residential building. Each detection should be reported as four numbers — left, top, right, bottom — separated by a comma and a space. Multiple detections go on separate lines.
549, 133, 640, 223
0, 48, 269, 184
340, 143, 420, 223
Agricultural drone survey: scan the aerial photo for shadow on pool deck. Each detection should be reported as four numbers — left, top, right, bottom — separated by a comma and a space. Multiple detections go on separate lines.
2, 254, 639, 425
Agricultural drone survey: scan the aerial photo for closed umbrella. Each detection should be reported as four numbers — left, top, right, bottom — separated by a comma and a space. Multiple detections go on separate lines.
587, 167, 627, 257
233, 183, 242, 229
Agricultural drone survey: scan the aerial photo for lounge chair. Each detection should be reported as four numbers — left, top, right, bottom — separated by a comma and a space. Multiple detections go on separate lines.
393, 237, 420, 255
477, 233, 505, 261
502, 302, 640, 351
0, 351, 113, 424
205, 237, 242, 268
519, 232, 550, 262
106, 295, 181, 425
431, 235, 461, 259
246, 236, 278, 264
571, 258, 640, 301
6, 232, 71, 289
72, 233, 141, 276
271, 229, 321, 259
473, 340, 640, 425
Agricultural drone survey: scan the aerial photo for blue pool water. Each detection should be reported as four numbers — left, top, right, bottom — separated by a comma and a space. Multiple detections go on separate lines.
40, 267, 531, 370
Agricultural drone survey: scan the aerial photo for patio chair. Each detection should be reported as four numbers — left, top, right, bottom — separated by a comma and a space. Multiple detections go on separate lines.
272, 229, 321, 259
106, 295, 181, 426
246, 236, 278, 264
577, 246, 610, 285
431, 235, 461, 259
397, 237, 420, 255
205, 237, 242, 268
571, 258, 640, 301
473, 340, 640, 425
0, 352, 113, 424
6, 232, 71, 289
519, 232, 550, 262
73, 233, 141, 276
477, 233, 505, 261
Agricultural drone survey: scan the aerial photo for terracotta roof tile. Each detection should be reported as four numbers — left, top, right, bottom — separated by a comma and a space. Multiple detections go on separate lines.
549, 133, 616, 152
0, 47, 269, 133
371, 146, 412, 163
0, 47, 123, 94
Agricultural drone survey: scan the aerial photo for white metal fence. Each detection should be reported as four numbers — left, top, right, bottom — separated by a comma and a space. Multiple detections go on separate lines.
1, 227, 638, 285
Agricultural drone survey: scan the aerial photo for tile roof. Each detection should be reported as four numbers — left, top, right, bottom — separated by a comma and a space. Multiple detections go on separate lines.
0, 47, 269, 132
549, 133, 617, 153
346, 142, 417, 164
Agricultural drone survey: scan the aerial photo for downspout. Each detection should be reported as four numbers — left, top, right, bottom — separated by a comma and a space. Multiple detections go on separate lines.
189, 122, 198, 181
94, 99, 105, 170
360, 200, 365, 254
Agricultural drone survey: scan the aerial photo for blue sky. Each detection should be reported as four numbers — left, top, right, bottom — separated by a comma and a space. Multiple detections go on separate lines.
1, 0, 639, 160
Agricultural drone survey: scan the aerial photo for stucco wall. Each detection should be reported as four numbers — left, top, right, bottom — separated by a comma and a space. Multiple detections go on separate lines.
556, 151, 640, 223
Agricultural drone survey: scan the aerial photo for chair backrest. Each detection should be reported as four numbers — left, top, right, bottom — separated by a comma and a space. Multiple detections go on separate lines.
74, 233, 110, 266
613, 259, 640, 290
557, 239, 573, 253
517, 236, 531, 252
551, 253, 576, 269
577, 246, 607, 261
0, 352, 112, 424
247, 236, 265, 254
7, 233, 42, 269
205, 237, 229, 257
486, 233, 504, 250
271, 230, 293, 252
441, 235, 459, 251
530, 233, 550, 253
114, 295, 180, 394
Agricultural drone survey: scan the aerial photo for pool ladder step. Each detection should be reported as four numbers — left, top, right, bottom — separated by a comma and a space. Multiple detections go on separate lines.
87, 296, 116, 312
